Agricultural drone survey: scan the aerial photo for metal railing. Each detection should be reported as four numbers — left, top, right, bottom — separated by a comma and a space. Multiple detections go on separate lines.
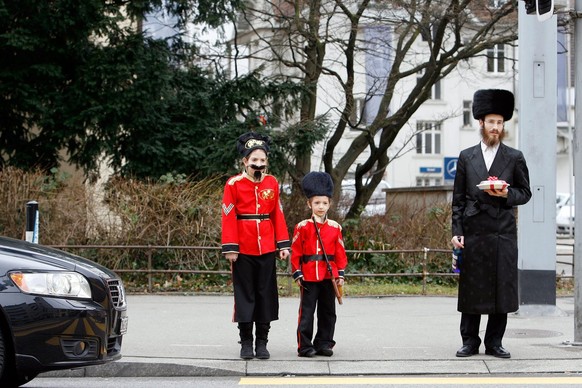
50, 244, 574, 295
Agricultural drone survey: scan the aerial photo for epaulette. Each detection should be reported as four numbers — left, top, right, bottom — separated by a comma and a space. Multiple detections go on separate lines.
296, 219, 310, 228
227, 174, 245, 186
327, 219, 342, 229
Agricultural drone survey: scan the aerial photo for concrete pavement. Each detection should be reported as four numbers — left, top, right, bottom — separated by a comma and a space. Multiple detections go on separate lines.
43, 294, 582, 378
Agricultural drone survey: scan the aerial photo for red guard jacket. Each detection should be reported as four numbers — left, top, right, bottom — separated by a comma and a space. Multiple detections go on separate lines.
291, 218, 347, 282
221, 172, 290, 256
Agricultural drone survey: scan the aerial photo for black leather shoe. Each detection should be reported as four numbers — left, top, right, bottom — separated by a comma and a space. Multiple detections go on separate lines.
316, 347, 333, 357
485, 346, 511, 358
455, 345, 479, 357
298, 348, 317, 358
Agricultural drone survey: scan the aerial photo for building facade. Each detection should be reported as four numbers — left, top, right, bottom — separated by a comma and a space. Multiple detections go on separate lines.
228, 1, 574, 198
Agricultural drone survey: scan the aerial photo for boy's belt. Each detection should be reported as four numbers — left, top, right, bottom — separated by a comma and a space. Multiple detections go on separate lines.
302, 254, 335, 263
237, 214, 270, 220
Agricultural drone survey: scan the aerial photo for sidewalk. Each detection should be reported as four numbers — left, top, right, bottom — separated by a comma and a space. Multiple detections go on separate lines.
43, 294, 582, 378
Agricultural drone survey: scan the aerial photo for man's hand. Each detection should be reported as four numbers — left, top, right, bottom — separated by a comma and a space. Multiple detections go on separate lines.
279, 249, 290, 260
451, 235, 464, 249
484, 187, 508, 198
225, 253, 238, 263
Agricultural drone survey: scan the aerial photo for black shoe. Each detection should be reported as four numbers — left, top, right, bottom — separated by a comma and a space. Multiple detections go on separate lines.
298, 348, 317, 358
255, 339, 270, 359
455, 345, 479, 357
239, 340, 254, 360
316, 347, 333, 357
485, 346, 511, 358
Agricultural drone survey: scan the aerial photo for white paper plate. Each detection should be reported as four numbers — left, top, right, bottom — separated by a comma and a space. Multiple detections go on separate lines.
477, 181, 509, 190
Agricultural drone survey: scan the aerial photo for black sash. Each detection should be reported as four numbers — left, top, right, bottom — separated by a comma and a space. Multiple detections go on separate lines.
237, 214, 270, 220
302, 254, 335, 263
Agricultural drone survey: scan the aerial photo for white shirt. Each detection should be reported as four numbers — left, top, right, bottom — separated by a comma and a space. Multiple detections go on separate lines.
480, 141, 499, 172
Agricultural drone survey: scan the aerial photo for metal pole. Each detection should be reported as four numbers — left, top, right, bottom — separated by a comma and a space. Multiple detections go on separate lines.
147, 248, 153, 293
564, 17, 574, 239
573, 0, 582, 343
25, 201, 39, 244
422, 248, 428, 295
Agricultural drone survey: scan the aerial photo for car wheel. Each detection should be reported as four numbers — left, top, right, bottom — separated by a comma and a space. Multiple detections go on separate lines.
0, 325, 33, 387
0, 327, 5, 378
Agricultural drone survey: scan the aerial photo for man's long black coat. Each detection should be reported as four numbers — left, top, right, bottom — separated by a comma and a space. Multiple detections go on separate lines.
451, 142, 532, 314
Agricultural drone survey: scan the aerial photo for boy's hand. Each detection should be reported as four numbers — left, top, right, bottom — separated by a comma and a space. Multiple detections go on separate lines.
296, 278, 308, 292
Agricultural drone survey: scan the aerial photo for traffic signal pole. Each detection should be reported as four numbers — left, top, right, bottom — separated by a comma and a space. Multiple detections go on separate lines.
517, 2, 559, 313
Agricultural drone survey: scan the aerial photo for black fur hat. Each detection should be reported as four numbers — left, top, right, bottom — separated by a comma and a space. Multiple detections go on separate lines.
236, 132, 271, 157
302, 172, 334, 198
472, 89, 514, 121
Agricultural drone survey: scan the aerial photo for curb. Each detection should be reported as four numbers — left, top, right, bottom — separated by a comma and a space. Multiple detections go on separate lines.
40, 357, 582, 378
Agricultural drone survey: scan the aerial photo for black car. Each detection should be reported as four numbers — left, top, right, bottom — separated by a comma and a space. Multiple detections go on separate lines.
0, 236, 128, 387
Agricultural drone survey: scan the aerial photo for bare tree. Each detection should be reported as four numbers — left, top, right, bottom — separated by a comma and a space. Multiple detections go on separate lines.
232, 0, 517, 219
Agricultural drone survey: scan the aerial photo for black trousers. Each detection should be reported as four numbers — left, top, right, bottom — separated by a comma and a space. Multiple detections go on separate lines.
297, 280, 337, 352
232, 252, 278, 323
460, 312, 507, 349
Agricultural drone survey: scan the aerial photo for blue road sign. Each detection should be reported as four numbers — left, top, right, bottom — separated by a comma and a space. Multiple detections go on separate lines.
444, 157, 458, 180
420, 167, 442, 173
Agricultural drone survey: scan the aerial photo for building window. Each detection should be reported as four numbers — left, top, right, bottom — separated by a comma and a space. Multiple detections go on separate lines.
349, 98, 365, 128
421, 24, 434, 41
489, 0, 508, 7
416, 121, 442, 155
416, 70, 442, 100
463, 100, 472, 127
433, 79, 442, 100
416, 177, 443, 187
487, 44, 505, 73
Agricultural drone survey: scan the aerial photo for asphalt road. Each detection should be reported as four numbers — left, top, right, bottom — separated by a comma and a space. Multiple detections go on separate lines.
24, 375, 582, 387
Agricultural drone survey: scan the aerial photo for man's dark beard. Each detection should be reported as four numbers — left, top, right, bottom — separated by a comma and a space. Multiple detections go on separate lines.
480, 126, 505, 147
253, 170, 262, 180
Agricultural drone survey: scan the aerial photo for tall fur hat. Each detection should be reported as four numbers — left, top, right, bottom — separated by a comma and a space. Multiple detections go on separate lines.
236, 132, 271, 157
472, 89, 514, 121
302, 172, 334, 198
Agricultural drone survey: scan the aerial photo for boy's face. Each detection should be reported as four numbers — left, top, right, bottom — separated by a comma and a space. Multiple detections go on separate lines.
308, 195, 331, 218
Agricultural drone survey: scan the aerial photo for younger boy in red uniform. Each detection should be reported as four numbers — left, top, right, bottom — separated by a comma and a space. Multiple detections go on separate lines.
291, 172, 348, 357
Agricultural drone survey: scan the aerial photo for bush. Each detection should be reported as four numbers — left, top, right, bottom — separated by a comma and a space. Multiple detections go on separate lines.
337, 201, 454, 287
0, 167, 89, 243
0, 168, 457, 292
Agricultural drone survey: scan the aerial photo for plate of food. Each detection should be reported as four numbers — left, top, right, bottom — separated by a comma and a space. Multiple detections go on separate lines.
477, 177, 509, 190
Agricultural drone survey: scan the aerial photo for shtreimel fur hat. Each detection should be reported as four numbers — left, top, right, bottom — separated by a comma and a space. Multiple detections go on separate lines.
236, 132, 271, 157
472, 89, 514, 121
302, 172, 334, 198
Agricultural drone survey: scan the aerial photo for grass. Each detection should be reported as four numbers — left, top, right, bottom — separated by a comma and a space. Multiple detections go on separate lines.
277, 277, 575, 298
344, 282, 458, 297
122, 274, 575, 298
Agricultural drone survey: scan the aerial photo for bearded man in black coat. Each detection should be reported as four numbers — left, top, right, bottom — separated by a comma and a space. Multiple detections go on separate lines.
451, 89, 532, 359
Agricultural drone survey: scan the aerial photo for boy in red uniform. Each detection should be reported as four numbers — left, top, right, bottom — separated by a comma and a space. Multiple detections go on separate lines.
291, 172, 348, 357
222, 132, 291, 360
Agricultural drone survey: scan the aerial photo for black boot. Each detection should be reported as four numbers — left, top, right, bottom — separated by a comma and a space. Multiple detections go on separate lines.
238, 322, 254, 360
255, 322, 271, 360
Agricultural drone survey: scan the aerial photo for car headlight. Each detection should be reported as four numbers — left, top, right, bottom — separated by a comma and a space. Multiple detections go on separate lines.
9, 272, 92, 299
